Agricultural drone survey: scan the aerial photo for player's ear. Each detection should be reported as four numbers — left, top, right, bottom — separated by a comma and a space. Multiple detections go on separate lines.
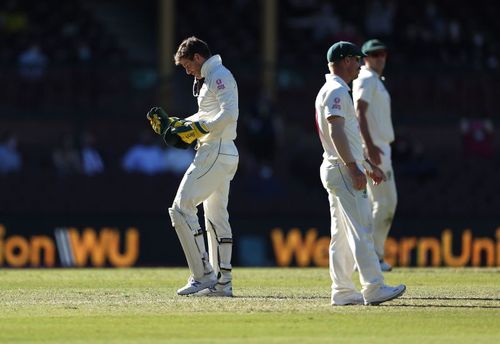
193, 53, 206, 64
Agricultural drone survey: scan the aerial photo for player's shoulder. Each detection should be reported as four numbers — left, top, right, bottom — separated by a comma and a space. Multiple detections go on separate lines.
208, 65, 235, 88
328, 80, 349, 98
358, 67, 377, 81
322, 84, 348, 108
208, 63, 234, 80
354, 69, 376, 88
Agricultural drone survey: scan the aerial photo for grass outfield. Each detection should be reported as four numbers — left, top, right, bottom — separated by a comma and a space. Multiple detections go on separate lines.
0, 268, 499, 343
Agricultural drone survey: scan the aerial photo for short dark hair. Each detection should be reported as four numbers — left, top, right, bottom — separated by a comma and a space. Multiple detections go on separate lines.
174, 36, 211, 64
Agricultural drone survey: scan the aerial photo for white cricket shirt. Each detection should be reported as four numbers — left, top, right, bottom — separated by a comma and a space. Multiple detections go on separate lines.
315, 74, 364, 163
352, 66, 394, 145
195, 55, 238, 144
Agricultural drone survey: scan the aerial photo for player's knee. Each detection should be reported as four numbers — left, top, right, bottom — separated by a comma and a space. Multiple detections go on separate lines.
171, 199, 185, 211
171, 191, 198, 212
168, 206, 192, 227
375, 197, 397, 213
383, 197, 397, 212
391, 195, 398, 209
170, 199, 195, 220
387, 189, 398, 207
169, 206, 204, 236
168, 207, 182, 227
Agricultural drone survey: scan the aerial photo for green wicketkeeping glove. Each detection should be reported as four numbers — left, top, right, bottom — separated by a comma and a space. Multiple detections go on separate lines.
146, 106, 179, 135
171, 121, 210, 144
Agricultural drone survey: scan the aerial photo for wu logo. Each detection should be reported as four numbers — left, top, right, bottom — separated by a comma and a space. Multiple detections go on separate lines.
54, 227, 139, 267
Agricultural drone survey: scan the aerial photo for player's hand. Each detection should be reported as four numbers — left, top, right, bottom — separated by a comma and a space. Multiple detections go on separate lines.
172, 121, 209, 144
163, 125, 192, 149
147, 107, 172, 135
346, 162, 367, 190
367, 165, 386, 185
366, 144, 384, 166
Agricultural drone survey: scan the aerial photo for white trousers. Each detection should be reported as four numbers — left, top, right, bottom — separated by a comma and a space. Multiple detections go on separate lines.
320, 160, 384, 300
366, 143, 397, 260
172, 140, 238, 275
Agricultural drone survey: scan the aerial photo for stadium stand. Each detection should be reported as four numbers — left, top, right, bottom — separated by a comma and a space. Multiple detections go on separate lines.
0, 0, 498, 219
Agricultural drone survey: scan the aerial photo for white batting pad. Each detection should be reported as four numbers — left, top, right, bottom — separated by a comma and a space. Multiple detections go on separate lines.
169, 207, 207, 280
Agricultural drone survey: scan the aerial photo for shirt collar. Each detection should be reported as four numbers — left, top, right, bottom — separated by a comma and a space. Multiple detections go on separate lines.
362, 65, 376, 75
201, 54, 222, 78
326, 73, 350, 90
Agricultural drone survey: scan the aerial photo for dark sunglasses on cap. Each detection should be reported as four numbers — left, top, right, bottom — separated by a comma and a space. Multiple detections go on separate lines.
346, 55, 362, 62
368, 50, 387, 58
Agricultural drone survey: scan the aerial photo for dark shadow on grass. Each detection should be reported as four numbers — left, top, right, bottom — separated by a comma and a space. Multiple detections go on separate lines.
235, 296, 500, 303
404, 296, 500, 301
383, 303, 500, 309
232, 296, 500, 309
234, 295, 330, 300
393, 296, 500, 309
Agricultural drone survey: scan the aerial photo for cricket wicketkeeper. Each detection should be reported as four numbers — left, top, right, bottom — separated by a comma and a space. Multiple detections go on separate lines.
147, 36, 239, 296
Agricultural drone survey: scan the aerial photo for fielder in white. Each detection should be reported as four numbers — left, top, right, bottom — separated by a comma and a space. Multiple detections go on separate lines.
315, 41, 405, 305
162, 36, 238, 296
353, 39, 395, 272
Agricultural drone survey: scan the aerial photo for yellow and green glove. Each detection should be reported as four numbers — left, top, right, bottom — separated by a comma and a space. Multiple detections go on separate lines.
171, 121, 210, 144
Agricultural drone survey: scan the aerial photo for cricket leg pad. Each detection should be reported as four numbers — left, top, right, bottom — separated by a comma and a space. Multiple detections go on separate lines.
169, 207, 211, 280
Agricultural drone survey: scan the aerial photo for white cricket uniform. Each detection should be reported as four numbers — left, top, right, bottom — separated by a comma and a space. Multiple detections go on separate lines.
353, 66, 397, 260
316, 74, 384, 302
172, 55, 239, 278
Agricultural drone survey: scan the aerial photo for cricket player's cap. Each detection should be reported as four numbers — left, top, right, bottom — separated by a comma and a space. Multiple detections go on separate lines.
362, 39, 387, 54
327, 41, 366, 62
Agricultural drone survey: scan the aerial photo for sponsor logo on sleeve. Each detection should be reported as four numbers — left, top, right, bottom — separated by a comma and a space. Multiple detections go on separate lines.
332, 97, 341, 110
216, 79, 225, 90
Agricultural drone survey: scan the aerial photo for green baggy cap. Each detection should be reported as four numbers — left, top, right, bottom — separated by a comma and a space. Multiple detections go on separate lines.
327, 41, 366, 62
361, 39, 387, 54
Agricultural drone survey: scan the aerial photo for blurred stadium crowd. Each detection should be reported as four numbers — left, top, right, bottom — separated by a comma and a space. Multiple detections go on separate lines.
0, 0, 499, 220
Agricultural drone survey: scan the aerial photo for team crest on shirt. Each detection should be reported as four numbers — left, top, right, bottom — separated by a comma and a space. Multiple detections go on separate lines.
216, 79, 225, 90
332, 97, 341, 110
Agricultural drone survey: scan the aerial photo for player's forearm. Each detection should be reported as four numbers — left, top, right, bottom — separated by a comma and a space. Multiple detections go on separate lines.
330, 122, 356, 164
185, 113, 199, 122
359, 114, 373, 144
356, 102, 375, 148
359, 119, 375, 149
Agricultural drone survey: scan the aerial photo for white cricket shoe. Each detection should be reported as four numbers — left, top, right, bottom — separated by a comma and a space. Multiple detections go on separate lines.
177, 273, 217, 296
194, 281, 233, 297
332, 291, 364, 306
380, 260, 393, 272
364, 284, 406, 305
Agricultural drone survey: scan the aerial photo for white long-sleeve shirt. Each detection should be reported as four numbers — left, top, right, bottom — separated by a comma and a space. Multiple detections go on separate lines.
189, 55, 238, 146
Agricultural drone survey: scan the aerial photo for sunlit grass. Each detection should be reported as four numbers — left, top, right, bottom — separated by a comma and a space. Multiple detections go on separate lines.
0, 268, 498, 343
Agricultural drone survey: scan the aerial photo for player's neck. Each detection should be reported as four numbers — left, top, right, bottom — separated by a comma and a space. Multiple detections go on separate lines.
331, 70, 352, 85
366, 64, 383, 76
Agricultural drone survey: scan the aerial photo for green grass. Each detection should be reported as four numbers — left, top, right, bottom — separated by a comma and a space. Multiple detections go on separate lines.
0, 268, 499, 343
